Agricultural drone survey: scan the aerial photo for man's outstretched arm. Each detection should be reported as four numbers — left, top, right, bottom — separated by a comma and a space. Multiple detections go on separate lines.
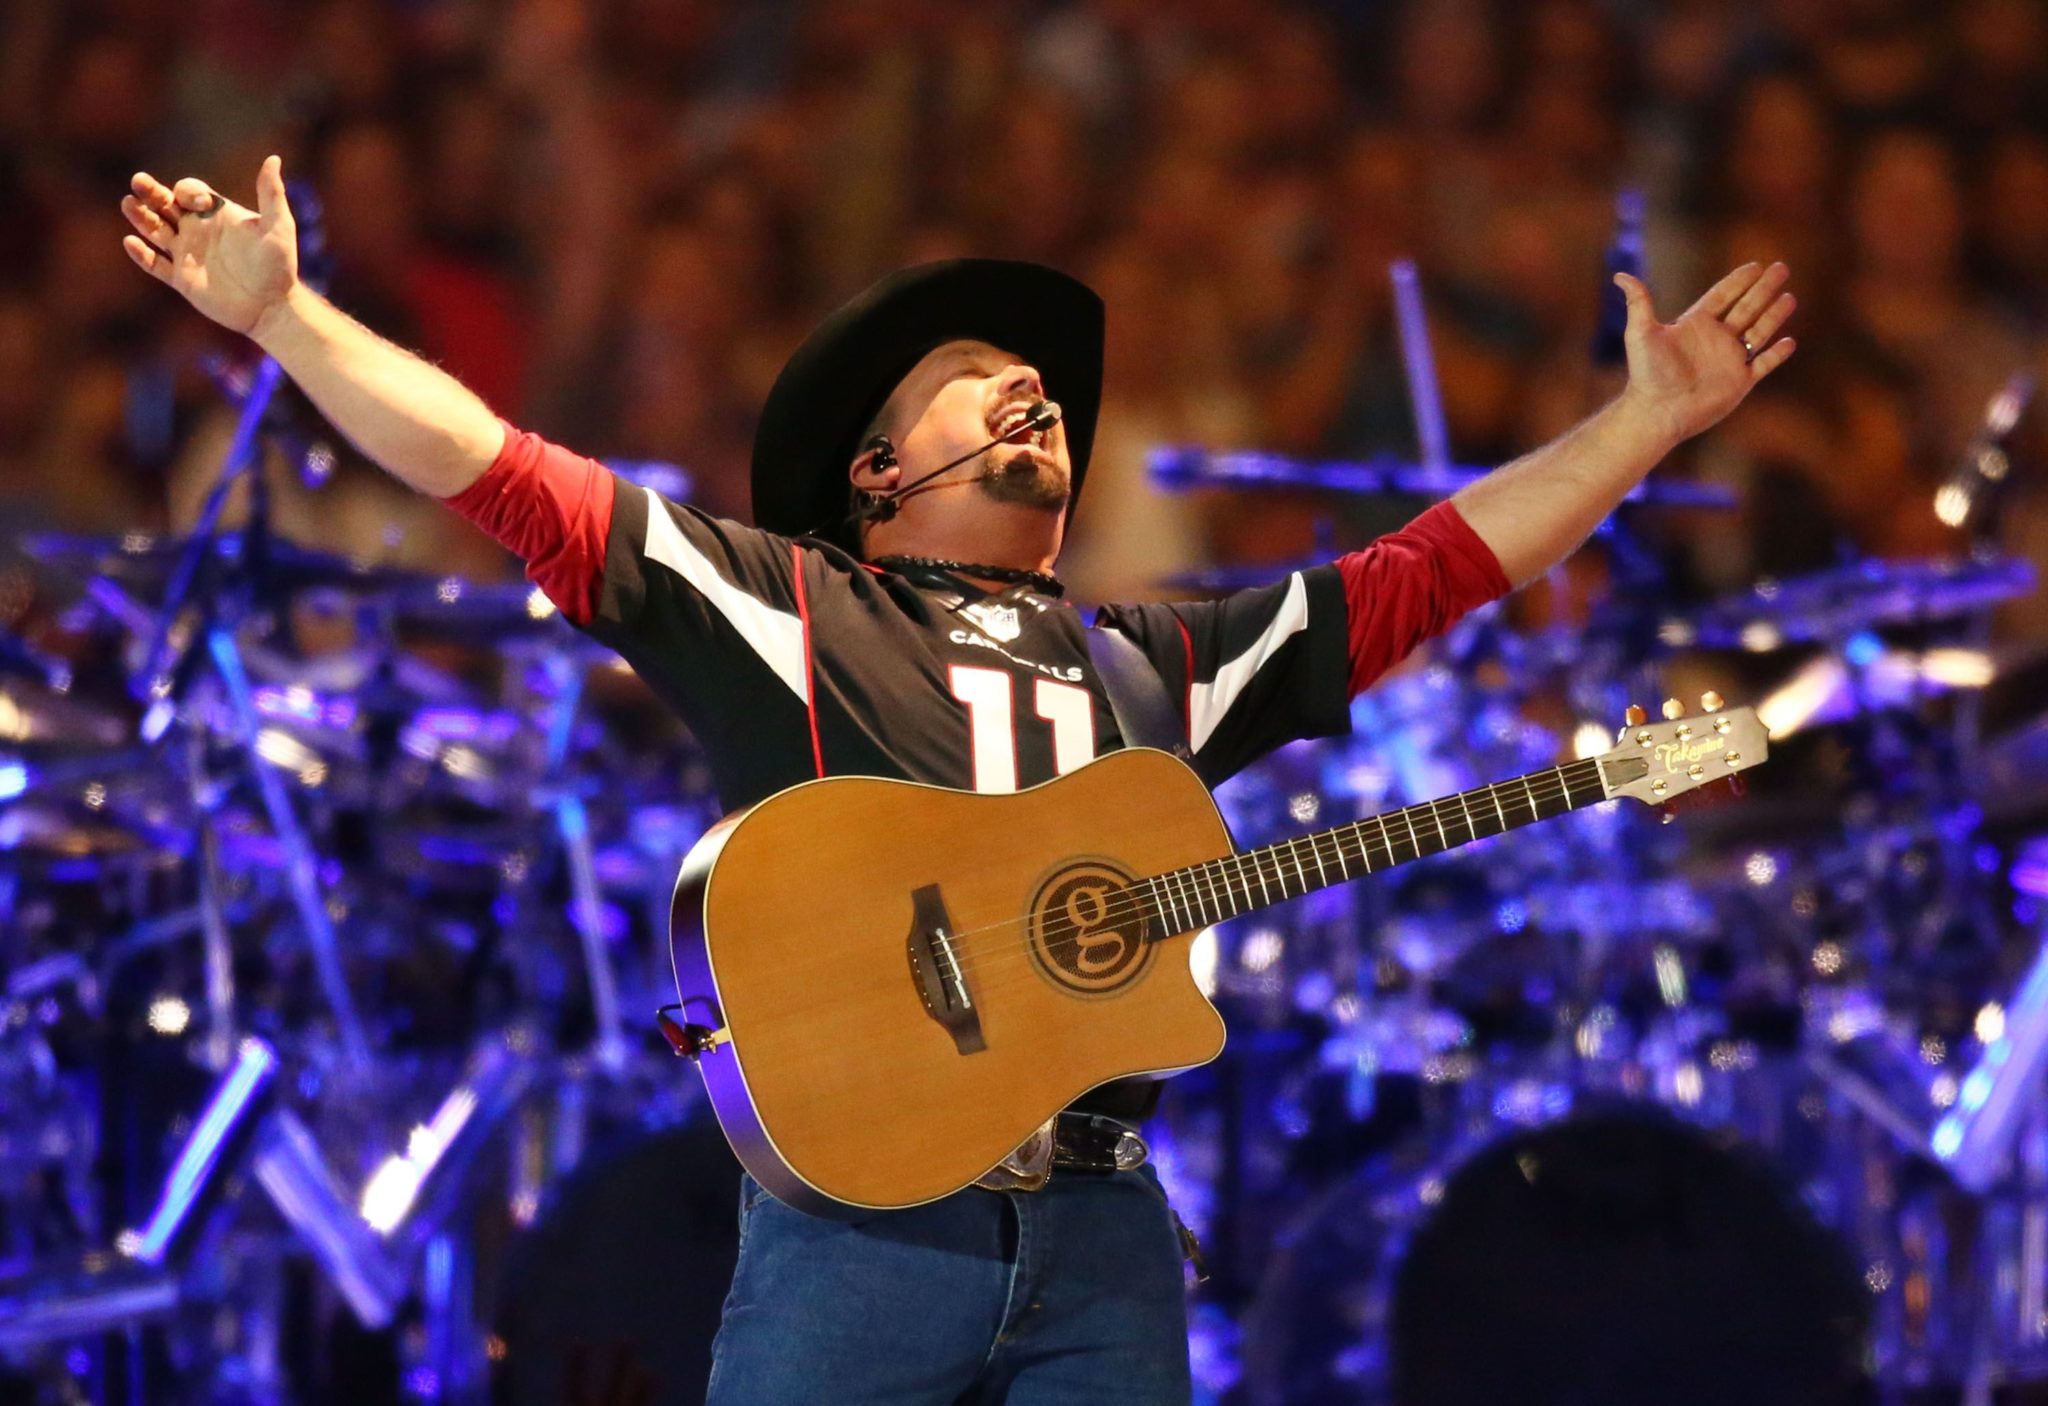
121, 157, 503, 499
1453, 261, 1798, 588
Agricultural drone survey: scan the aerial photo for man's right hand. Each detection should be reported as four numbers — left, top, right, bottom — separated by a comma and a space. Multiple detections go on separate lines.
118, 153, 505, 498
121, 156, 299, 338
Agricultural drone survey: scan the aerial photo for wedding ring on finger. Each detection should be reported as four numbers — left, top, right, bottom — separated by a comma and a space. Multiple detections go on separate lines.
1741, 334, 1757, 363
188, 192, 222, 219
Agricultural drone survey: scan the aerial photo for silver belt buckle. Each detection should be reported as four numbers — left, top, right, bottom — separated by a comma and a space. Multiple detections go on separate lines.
973, 1117, 1055, 1192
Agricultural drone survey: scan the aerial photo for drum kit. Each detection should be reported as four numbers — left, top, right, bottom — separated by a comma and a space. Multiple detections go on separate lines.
1144, 514, 2047, 1403
1143, 351, 2048, 1402
1, 247, 2045, 1404
0, 363, 724, 1399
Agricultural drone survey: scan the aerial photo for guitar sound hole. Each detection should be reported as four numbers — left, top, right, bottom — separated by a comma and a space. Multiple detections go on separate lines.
1026, 861, 1155, 998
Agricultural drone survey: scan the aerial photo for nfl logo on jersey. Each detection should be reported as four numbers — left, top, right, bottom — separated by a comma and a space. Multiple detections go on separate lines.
965, 603, 1023, 642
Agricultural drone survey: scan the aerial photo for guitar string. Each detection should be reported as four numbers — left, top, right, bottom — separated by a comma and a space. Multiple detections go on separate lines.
927, 764, 1606, 992
933, 760, 1606, 967
756, 765, 1604, 1001
720, 767, 1610, 1011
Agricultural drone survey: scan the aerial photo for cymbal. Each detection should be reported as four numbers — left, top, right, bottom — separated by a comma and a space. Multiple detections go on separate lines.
1663, 556, 2036, 651
243, 639, 482, 702
21, 529, 426, 595
375, 814, 541, 889
0, 801, 181, 870
1148, 447, 1739, 508
0, 678, 131, 751
381, 578, 572, 639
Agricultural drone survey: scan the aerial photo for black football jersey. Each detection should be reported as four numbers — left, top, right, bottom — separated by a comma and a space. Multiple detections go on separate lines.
586, 485, 1353, 813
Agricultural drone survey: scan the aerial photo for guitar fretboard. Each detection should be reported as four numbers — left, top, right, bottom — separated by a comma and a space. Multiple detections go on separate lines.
1132, 757, 1611, 934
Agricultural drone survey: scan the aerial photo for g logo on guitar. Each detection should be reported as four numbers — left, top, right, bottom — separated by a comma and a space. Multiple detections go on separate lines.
1026, 860, 1157, 997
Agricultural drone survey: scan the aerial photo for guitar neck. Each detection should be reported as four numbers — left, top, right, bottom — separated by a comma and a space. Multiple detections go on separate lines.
1136, 756, 1625, 934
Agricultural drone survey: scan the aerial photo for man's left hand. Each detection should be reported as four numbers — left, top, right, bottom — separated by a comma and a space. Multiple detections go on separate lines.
1614, 261, 1796, 448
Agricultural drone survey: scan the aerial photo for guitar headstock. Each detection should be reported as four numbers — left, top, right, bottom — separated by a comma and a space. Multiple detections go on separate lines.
1596, 693, 1769, 807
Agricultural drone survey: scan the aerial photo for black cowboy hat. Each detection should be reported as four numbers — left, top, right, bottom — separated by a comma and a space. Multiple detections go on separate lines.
749, 259, 1105, 550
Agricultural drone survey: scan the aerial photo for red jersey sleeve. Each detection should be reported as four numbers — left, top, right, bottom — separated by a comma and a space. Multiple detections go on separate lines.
1337, 499, 1511, 696
442, 420, 615, 627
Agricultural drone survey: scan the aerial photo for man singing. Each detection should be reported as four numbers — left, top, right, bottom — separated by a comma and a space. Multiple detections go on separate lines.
121, 156, 1793, 1404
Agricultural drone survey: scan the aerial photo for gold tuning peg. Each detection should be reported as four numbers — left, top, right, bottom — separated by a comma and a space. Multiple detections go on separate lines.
1624, 704, 1647, 727
1661, 698, 1685, 720
1700, 690, 1724, 713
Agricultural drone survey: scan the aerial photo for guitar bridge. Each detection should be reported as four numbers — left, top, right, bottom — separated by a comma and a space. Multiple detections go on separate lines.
906, 884, 985, 1055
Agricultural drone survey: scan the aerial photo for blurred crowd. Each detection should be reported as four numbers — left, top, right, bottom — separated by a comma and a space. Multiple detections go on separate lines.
3, 0, 2047, 617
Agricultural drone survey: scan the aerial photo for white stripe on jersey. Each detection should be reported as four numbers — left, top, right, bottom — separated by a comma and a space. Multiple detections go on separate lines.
640, 488, 809, 702
1188, 572, 1309, 753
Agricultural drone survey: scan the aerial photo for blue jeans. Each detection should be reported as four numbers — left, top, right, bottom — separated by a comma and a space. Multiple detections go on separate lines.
704, 1167, 1192, 1405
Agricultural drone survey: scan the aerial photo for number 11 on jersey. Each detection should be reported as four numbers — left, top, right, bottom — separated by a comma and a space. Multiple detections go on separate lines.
947, 666, 1096, 793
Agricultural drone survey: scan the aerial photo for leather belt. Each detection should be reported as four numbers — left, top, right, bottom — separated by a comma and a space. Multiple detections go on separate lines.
973, 1113, 1148, 1192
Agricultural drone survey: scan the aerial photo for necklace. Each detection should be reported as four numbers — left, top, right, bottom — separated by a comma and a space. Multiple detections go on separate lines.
869, 555, 1064, 597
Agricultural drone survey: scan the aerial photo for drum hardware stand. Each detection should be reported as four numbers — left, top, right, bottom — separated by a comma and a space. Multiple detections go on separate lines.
1943, 370, 2034, 782
533, 650, 628, 1073
1389, 258, 1455, 494
248, 1109, 406, 1328
0, 1264, 182, 1355
204, 621, 369, 1068
1809, 918, 2048, 1398
113, 374, 372, 1069
247, 1031, 541, 1338
181, 724, 237, 1072
41, 1030, 544, 1340
0, 1037, 278, 1354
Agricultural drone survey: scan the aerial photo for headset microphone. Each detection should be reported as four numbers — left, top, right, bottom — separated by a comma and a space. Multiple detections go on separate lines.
851, 400, 1062, 525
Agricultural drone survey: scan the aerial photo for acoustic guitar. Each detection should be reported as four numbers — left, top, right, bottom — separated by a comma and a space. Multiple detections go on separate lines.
666, 700, 1768, 1217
